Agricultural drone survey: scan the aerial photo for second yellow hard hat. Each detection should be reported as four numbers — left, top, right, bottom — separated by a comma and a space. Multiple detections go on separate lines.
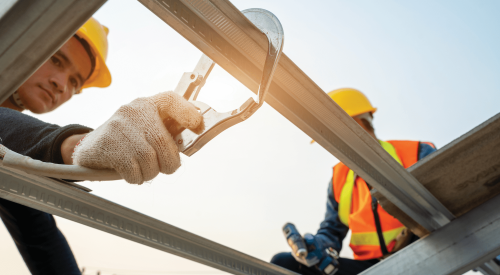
327, 88, 377, 117
310, 88, 376, 144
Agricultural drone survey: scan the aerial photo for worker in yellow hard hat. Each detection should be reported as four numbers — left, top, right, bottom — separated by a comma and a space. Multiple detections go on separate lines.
271, 88, 437, 275
2, 17, 112, 113
0, 17, 111, 274
0, 17, 203, 274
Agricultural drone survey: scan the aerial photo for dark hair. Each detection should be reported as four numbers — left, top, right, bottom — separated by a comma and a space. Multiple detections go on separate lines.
73, 34, 96, 81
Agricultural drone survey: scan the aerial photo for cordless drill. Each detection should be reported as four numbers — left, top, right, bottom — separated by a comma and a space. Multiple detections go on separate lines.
282, 223, 339, 275
283, 223, 308, 258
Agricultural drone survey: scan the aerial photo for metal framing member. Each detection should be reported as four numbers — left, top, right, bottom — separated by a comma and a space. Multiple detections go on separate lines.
0, 163, 297, 275
0, 0, 107, 104
477, 260, 500, 275
137, 0, 453, 231
373, 113, 500, 237
359, 193, 500, 275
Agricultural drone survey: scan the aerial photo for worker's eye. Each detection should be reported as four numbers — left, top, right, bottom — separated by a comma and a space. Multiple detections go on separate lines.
51, 56, 62, 67
70, 77, 78, 88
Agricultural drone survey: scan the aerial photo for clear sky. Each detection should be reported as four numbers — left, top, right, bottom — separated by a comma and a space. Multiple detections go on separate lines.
1, 0, 499, 274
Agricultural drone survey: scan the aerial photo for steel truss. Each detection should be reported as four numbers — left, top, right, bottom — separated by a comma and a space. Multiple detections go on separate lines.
360, 193, 500, 275
0, 0, 498, 274
0, 162, 295, 275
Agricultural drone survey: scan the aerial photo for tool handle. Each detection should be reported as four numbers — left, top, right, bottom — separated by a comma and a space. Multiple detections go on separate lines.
283, 223, 308, 258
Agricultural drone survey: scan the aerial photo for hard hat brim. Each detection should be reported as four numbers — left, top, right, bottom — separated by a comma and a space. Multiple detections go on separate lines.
82, 51, 112, 89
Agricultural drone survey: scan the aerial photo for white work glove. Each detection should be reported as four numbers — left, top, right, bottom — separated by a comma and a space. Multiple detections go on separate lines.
72, 91, 204, 184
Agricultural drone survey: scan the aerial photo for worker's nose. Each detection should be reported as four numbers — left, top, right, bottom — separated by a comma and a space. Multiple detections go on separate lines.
49, 72, 69, 94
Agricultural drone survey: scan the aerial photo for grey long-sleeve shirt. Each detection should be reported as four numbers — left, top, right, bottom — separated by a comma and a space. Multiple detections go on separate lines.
0, 107, 92, 163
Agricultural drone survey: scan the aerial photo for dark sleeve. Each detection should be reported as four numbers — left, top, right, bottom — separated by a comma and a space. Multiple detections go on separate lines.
418, 142, 437, 161
315, 179, 349, 252
0, 107, 92, 164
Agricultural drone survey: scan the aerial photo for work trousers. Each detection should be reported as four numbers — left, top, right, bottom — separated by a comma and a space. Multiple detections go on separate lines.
271, 252, 378, 275
0, 198, 80, 275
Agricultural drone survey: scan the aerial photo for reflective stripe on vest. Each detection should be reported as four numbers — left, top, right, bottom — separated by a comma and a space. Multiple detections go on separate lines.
332, 140, 422, 260
338, 140, 403, 227
350, 226, 404, 246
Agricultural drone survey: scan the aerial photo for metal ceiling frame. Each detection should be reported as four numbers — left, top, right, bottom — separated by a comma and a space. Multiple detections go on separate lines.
0, 162, 296, 275
359, 193, 500, 275
0, 0, 497, 274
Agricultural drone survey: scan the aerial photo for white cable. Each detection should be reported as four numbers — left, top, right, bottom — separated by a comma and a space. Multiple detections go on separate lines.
0, 144, 122, 181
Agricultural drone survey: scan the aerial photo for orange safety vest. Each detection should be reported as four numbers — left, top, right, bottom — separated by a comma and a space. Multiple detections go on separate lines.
332, 140, 429, 260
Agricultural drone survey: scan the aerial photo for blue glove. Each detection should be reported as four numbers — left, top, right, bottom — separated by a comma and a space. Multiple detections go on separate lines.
292, 233, 340, 275
291, 233, 321, 267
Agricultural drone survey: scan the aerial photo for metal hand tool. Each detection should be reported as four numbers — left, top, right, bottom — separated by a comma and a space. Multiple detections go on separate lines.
166, 8, 284, 156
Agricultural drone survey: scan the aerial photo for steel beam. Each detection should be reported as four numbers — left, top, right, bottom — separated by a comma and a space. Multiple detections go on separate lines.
0, 0, 107, 104
373, 112, 500, 237
0, 162, 297, 275
477, 260, 500, 275
360, 194, 500, 275
137, 0, 453, 231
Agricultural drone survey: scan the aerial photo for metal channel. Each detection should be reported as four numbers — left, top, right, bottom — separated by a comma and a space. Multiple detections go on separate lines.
359, 194, 500, 275
137, 0, 454, 231
0, 163, 297, 275
373, 113, 500, 237
477, 260, 500, 275
0, 0, 107, 104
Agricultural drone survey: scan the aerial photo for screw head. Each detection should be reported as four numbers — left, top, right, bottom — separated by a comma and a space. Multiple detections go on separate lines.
177, 139, 183, 144
190, 74, 195, 79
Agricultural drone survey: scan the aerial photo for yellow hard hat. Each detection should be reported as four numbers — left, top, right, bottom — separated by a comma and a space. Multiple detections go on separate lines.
75, 17, 111, 89
310, 88, 376, 144
327, 88, 377, 117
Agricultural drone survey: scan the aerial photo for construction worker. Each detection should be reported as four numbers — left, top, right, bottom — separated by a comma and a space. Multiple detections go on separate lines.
270, 88, 437, 275
0, 18, 203, 274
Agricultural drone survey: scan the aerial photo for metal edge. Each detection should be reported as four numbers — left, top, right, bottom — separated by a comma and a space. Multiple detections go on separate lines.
0, 164, 298, 275
360, 194, 500, 275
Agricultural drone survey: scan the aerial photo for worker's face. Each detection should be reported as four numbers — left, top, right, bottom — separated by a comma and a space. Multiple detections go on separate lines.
16, 37, 91, 114
353, 115, 377, 140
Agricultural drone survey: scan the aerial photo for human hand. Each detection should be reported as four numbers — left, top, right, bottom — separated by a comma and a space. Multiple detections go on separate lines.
72, 91, 204, 184
293, 234, 339, 275
291, 233, 323, 267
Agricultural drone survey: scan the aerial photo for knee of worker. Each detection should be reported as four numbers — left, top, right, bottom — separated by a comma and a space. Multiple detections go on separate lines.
271, 252, 296, 269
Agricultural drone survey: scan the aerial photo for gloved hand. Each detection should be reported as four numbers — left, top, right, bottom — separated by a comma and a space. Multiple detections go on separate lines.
293, 234, 339, 275
291, 233, 323, 266
72, 91, 204, 184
